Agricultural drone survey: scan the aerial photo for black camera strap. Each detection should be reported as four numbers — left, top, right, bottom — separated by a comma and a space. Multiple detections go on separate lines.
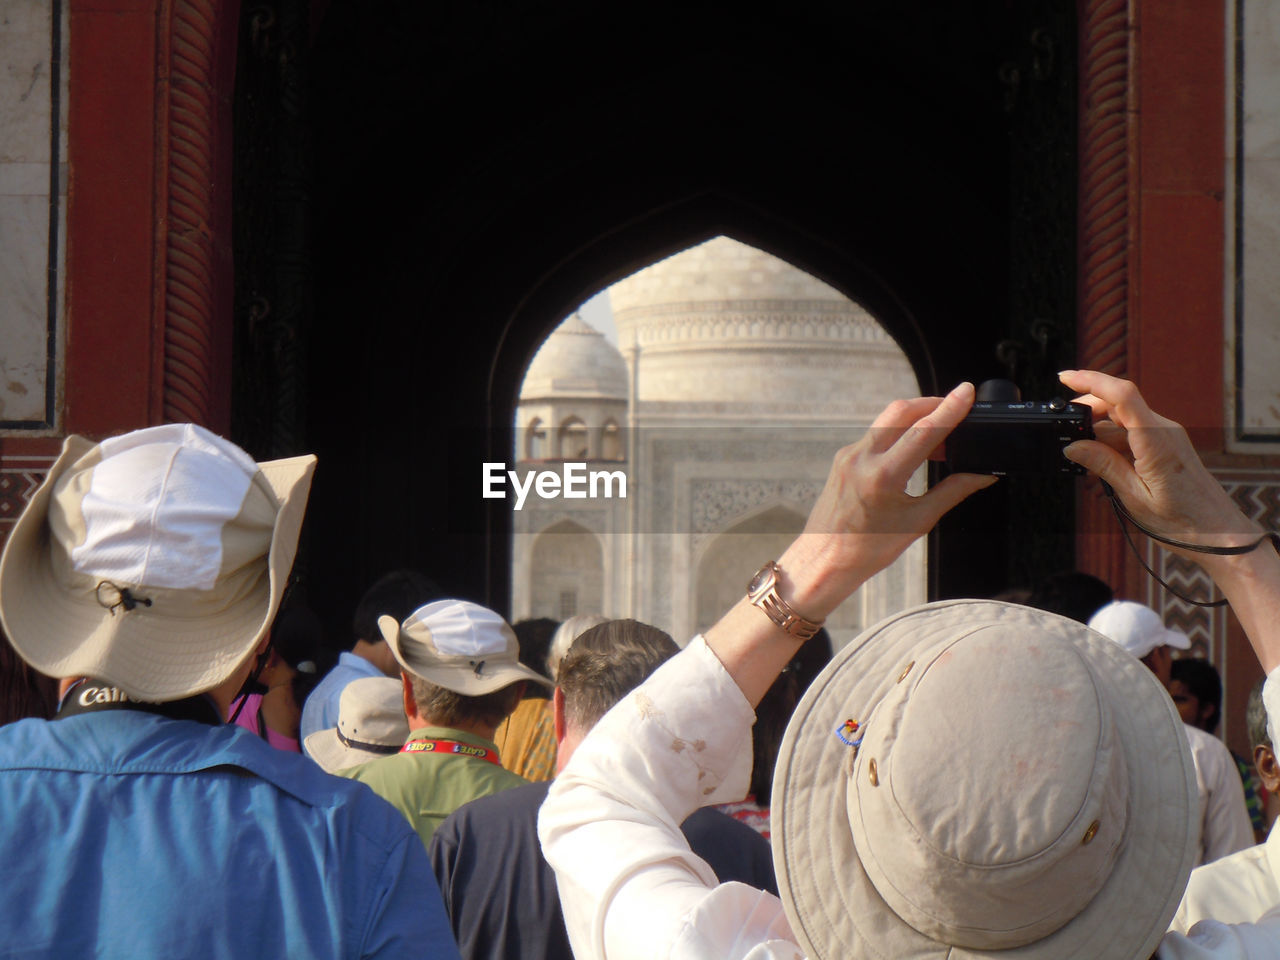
57, 679, 223, 726
226, 638, 274, 726
1101, 481, 1280, 608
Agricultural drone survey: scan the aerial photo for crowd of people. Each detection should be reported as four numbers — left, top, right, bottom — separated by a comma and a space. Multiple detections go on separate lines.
1, 371, 1279, 958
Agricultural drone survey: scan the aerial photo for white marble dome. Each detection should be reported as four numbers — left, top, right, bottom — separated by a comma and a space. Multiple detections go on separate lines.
519, 313, 628, 402
609, 236, 918, 418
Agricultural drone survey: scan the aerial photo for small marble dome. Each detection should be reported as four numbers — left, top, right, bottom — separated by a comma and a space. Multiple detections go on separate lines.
520, 313, 628, 402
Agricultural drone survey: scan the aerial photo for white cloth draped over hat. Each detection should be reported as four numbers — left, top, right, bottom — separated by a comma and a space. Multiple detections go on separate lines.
0, 423, 315, 701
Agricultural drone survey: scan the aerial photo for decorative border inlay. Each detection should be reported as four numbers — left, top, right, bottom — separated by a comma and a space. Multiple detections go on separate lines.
614, 305, 893, 348
689, 478, 822, 537
0, 458, 57, 539
1148, 474, 1280, 661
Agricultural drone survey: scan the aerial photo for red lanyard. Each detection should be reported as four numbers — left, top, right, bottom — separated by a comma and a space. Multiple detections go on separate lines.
400, 737, 501, 765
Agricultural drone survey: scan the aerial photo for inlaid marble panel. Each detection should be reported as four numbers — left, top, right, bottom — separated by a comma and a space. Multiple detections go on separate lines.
1231, 0, 1280, 449
0, 0, 66, 431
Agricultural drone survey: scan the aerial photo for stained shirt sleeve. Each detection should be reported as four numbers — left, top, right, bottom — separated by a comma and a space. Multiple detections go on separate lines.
538, 636, 804, 960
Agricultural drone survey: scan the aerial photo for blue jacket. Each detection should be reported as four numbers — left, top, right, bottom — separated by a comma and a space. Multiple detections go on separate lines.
0, 710, 460, 959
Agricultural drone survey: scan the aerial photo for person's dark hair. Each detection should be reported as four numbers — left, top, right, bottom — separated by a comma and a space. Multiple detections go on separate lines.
1025, 571, 1114, 624
1170, 657, 1223, 734
557, 619, 679, 732
272, 601, 330, 706
0, 628, 57, 724
512, 617, 559, 699
409, 676, 525, 729
751, 627, 833, 802
351, 569, 444, 647
1246, 676, 1270, 751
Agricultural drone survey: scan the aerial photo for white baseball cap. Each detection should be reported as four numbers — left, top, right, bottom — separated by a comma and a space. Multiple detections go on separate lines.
1086, 600, 1192, 660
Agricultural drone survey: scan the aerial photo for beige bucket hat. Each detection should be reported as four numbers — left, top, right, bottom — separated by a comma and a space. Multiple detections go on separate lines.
0, 424, 315, 702
304, 676, 409, 772
772, 599, 1197, 960
380, 598, 552, 696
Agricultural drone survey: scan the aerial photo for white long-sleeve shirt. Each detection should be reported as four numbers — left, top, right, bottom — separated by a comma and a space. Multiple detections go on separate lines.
1184, 723, 1255, 866
1171, 823, 1280, 933
539, 636, 1280, 960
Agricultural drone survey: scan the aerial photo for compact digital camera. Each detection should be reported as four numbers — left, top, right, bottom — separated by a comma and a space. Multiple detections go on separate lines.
944, 379, 1094, 476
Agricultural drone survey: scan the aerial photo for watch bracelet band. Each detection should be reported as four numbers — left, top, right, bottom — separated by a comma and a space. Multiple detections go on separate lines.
756, 590, 823, 641
748, 561, 824, 641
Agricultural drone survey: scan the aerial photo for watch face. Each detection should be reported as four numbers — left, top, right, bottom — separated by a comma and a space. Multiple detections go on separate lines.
748, 563, 775, 597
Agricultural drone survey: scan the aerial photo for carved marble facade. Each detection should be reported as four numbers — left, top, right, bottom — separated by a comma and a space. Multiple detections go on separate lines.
510, 238, 924, 648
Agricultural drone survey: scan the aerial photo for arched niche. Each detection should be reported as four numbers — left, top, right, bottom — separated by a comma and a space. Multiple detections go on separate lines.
525, 417, 546, 461
528, 520, 605, 622
695, 505, 806, 636
557, 417, 590, 460
692, 494, 926, 648
600, 420, 622, 461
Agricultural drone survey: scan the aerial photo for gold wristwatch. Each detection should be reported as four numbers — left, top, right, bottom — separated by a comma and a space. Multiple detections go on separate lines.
746, 560, 824, 641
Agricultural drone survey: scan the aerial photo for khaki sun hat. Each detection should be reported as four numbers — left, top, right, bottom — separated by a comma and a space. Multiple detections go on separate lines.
380, 598, 552, 696
304, 676, 409, 772
772, 599, 1197, 960
0, 424, 315, 702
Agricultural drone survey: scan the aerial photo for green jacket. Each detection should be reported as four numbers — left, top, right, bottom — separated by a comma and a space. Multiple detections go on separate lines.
339, 725, 528, 849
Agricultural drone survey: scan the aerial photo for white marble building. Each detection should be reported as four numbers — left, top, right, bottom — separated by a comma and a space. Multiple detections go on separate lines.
510, 237, 924, 648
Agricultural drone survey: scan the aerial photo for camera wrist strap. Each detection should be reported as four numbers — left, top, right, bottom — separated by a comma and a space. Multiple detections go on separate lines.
1101, 481, 1280, 608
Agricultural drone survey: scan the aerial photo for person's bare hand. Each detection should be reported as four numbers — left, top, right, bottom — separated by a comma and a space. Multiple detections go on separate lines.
781, 382, 997, 616
1059, 370, 1263, 556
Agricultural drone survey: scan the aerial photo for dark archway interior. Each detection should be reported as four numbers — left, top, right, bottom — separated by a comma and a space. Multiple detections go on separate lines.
254, 1, 1079, 637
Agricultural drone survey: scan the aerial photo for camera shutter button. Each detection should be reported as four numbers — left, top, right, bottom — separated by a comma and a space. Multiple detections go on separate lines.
1048, 397, 1068, 412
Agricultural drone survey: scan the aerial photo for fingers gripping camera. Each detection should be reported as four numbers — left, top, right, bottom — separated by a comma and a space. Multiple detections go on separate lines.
944, 379, 1094, 476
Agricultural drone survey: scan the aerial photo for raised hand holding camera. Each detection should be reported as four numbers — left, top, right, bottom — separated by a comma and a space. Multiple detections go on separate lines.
1059, 368, 1280, 672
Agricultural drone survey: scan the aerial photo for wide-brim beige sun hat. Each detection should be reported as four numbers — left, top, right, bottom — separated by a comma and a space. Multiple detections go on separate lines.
772, 599, 1197, 960
0, 424, 315, 702
381, 598, 552, 696
304, 676, 409, 773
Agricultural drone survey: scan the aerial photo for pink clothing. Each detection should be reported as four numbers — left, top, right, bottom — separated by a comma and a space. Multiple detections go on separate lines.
230, 693, 301, 753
